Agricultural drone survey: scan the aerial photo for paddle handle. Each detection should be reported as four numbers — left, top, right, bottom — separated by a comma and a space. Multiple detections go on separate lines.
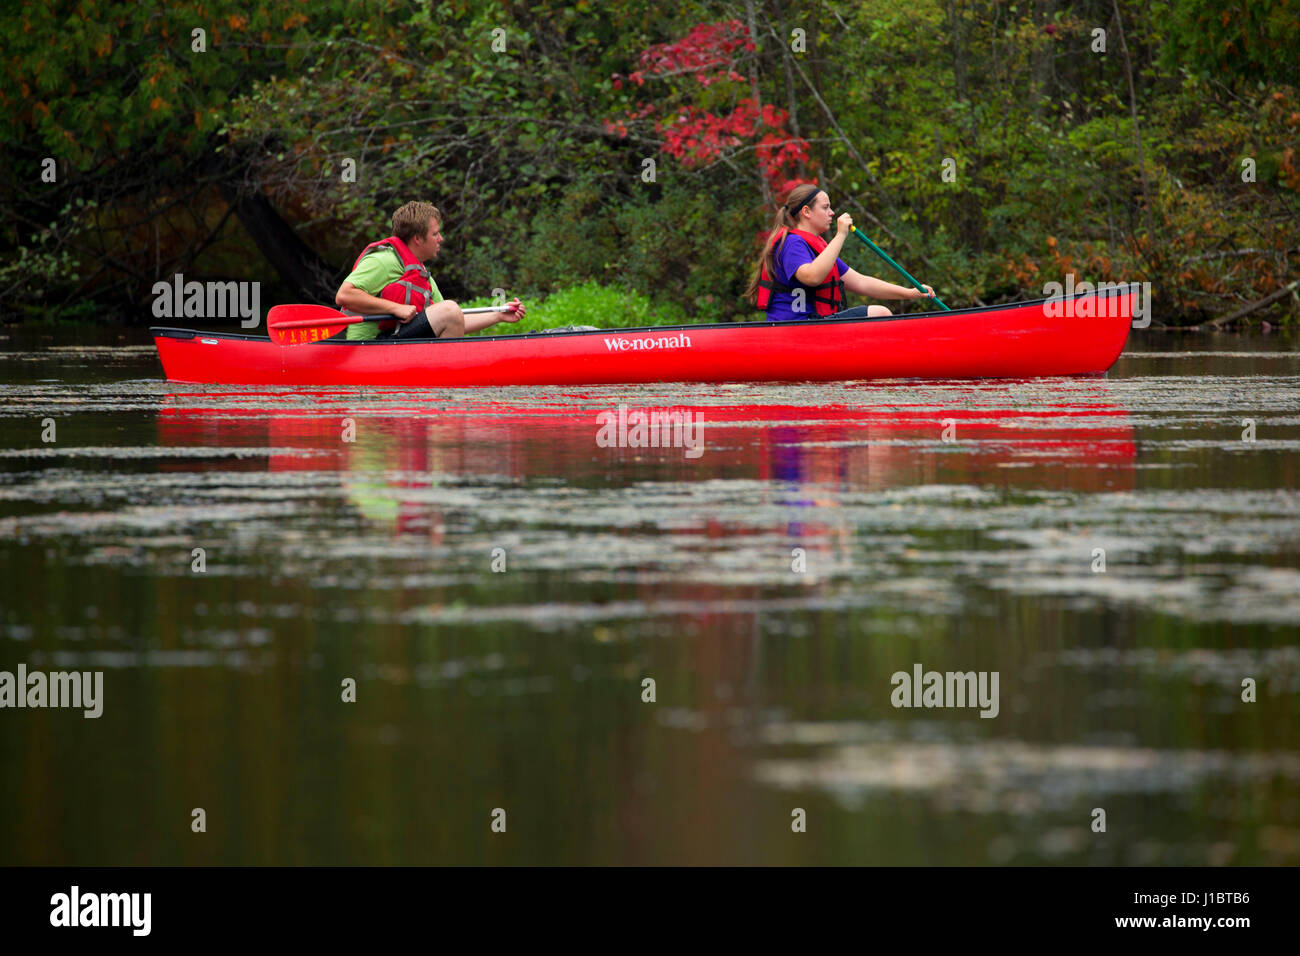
351, 306, 510, 318
851, 228, 950, 311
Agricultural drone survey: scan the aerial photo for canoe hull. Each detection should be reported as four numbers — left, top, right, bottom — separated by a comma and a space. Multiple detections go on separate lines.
151, 289, 1134, 386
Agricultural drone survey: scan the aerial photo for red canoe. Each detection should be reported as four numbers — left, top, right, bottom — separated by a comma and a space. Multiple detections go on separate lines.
151, 287, 1135, 386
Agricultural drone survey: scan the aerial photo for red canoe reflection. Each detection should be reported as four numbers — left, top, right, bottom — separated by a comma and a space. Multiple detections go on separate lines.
158, 391, 1137, 503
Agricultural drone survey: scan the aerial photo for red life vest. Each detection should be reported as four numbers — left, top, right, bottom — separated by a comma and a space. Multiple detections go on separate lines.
344, 235, 434, 333
755, 228, 844, 316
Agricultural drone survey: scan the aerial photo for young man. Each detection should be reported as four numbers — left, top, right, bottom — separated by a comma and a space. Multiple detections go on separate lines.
335, 201, 525, 340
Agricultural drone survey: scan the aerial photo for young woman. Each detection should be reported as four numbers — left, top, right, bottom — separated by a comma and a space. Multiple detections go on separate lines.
747, 184, 935, 321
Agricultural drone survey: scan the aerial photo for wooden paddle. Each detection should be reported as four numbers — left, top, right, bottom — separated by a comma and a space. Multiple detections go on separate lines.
851, 227, 951, 311
266, 303, 513, 345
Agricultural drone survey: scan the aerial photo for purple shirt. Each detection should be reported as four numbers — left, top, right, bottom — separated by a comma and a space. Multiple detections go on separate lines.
765, 234, 848, 322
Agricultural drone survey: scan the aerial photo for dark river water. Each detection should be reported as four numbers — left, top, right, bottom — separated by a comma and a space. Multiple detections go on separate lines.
1, 326, 1297, 865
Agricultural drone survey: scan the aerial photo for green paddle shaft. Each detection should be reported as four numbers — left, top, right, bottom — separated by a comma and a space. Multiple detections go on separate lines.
851, 227, 950, 311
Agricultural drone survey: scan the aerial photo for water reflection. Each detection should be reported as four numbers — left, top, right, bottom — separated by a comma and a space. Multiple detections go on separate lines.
157, 389, 1138, 520
2, 356, 1297, 865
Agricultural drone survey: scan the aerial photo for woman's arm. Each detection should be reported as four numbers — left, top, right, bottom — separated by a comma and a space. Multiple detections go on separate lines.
792, 214, 854, 286
841, 268, 934, 300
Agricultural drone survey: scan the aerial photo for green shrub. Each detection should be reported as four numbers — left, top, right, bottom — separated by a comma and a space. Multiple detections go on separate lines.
460, 281, 689, 333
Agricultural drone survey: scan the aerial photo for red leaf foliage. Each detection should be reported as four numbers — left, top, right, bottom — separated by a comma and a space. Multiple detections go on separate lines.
637, 19, 755, 86
609, 21, 812, 188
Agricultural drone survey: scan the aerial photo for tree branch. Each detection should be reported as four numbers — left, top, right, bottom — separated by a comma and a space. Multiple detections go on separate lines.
1203, 279, 1299, 328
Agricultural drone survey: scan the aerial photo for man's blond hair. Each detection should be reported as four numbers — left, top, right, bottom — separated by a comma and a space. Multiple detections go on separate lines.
391, 201, 442, 243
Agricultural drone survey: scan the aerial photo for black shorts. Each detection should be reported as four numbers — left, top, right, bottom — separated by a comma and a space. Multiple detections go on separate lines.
329, 314, 439, 341
386, 311, 441, 340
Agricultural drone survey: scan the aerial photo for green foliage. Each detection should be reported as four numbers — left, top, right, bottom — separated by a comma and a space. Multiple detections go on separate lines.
1161, 0, 1297, 85
817, 0, 1299, 322
462, 282, 688, 332
0, 0, 356, 312
221, 0, 700, 273
465, 179, 757, 319
2, 2, 340, 164
3, 0, 1298, 327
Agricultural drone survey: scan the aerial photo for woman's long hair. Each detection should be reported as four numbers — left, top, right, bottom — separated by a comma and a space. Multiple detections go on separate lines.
744, 183, 824, 306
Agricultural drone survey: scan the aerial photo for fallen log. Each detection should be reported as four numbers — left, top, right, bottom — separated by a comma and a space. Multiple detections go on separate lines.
1204, 279, 1300, 329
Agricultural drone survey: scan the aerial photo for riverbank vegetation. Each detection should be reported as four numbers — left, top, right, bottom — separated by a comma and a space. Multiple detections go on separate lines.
3, 0, 1296, 327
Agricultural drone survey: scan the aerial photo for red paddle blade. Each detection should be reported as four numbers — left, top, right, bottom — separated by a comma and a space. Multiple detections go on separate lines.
270, 322, 348, 345
267, 304, 353, 346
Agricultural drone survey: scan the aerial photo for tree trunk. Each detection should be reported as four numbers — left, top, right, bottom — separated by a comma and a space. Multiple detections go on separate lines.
744, 0, 774, 206
772, 0, 801, 141
1205, 280, 1300, 328
218, 180, 341, 303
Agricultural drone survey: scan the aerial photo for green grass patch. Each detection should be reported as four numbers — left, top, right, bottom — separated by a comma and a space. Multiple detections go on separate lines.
460, 281, 689, 333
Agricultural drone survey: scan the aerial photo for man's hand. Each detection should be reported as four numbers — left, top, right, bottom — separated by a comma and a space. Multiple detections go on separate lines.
392, 303, 419, 322
498, 298, 525, 323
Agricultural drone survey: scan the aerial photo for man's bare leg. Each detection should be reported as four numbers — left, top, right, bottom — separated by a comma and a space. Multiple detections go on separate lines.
423, 300, 522, 337
425, 300, 466, 338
